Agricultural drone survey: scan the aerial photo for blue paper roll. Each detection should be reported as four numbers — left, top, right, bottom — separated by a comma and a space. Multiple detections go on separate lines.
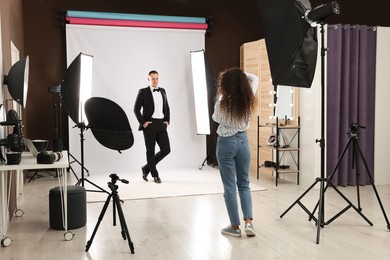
67, 10, 206, 24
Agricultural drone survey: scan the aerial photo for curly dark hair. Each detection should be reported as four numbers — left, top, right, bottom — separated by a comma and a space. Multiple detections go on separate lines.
218, 67, 255, 123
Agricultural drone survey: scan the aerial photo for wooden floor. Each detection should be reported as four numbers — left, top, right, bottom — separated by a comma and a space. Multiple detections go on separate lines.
1, 170, 390, 260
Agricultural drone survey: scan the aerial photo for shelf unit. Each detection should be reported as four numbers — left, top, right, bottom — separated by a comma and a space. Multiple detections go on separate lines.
257, 117, 300, 186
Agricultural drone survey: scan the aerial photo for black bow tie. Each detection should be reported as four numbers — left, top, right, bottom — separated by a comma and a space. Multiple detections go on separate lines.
153, 88, 160, 92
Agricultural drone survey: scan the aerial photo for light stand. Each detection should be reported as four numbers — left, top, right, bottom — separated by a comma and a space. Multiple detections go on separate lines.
85, 173, 134, 254
256, 0, 340, 243
73, 123, 108, 194
280, 22, 340, 244
1, 56, 29, 164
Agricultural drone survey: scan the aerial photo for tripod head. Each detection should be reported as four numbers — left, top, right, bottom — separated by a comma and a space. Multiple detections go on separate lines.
108, 173, 129, 191
348, 123, 366, 136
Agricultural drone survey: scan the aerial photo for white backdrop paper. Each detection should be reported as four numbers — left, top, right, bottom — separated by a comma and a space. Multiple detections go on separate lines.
65, 24, 206, 178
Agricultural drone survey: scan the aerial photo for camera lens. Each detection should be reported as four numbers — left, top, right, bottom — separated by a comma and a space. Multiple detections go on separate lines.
53, 152, 63, 162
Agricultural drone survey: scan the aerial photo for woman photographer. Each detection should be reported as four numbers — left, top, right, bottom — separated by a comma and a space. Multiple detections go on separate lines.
212, 67, 258, 237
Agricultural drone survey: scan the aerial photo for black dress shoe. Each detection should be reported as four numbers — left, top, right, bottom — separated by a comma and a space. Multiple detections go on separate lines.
153, 177, 161, 184
142, 167, 149, 182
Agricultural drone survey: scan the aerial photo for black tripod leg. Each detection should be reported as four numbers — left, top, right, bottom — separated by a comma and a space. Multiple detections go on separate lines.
309, 137, 354, 219
280, 179, 319, 219
325, 181, 372, 226
27, 170, 42, 183
113, 194, 135, 254
316, 178, 327, 244
113, 199, 127, 240
85, 194, 113, 252
352, 140, 363, 211
199, 139, 217, 170
69, 152, 90, 175
355, 141, 390, 230
68, 163, 80, 182
82, 178, 110, 195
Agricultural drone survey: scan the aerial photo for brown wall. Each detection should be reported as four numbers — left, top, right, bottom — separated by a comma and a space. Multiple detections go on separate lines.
1, 0, 25, 113
1, 0, 25, 69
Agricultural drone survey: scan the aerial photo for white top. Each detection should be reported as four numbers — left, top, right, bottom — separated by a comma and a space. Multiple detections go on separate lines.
150, 86, 164, 119
212, 72, 259, 137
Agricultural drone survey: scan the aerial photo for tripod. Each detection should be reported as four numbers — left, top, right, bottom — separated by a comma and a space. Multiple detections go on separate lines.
85, 173, 134, 254
73, 123, 109, 194
322, 124, 390, 228
281, 123, 390, 242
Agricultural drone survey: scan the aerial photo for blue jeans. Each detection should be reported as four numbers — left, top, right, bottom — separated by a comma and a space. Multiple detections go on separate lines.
216, 131, 253, 226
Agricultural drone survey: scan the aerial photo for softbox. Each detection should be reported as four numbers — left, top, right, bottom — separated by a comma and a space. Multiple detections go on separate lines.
84, 97, 134, 152
61, 53, 93, 124
257, 0, 317, 88
190, 49, 216, 135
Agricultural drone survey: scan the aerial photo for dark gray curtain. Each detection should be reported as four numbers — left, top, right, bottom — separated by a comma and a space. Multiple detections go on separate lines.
326, 24, 377, 186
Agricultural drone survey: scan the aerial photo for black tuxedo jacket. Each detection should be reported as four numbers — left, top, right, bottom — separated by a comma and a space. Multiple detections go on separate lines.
133, 87, 170, 131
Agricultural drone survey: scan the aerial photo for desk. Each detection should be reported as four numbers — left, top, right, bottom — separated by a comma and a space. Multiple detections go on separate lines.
0, 151, 70, 247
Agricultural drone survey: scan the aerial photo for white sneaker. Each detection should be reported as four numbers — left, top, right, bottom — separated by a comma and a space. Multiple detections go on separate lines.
245, 223, 256, 237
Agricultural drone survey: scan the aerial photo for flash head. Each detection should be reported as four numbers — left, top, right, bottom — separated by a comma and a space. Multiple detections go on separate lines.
304, 1, 340, 26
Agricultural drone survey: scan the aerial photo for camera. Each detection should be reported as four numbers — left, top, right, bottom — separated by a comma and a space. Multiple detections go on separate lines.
37, 151, 63, 164
0, 109, 25, 163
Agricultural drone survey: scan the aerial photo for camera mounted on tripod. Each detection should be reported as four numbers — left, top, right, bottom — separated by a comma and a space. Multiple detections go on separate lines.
348, 123, 366, 136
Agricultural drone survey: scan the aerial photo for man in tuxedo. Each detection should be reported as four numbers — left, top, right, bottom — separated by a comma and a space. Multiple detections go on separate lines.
134, 70, 171, 183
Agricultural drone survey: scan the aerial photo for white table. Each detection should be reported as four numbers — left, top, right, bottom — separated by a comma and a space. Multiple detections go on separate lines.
0, 151, 71, 247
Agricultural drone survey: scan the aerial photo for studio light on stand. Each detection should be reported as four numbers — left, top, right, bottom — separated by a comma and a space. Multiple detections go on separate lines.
61, 52, 106, 193
1, 56, 29, 165
190, 50, 216, 170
